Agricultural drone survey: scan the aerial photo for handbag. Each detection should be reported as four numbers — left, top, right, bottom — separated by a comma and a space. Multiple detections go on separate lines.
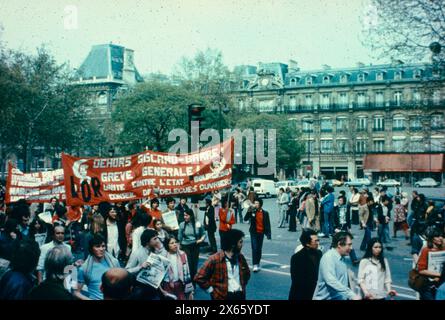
408, 267, 428, 292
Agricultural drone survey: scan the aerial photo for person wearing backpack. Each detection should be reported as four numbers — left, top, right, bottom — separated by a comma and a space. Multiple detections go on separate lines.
178, 208, 205, 282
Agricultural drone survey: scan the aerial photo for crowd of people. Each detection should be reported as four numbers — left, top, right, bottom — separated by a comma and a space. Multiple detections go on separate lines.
0, 178, 444, 300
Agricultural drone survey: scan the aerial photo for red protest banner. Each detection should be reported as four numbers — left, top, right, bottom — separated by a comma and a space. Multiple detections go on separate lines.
62, 139, 234, 206
5, 162, 66, 203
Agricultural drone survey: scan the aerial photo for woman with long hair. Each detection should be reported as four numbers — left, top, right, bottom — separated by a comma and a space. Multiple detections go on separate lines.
161, 236, 194, 300
29, 217, 50, 247
358, 238, 397, 300
178, 208, 205, 282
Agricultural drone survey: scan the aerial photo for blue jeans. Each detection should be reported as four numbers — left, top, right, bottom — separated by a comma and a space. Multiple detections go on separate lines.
360, 226, 372, 251
322, 210, 332, 235
378, 223, 391, 244
251, 232, 265, 265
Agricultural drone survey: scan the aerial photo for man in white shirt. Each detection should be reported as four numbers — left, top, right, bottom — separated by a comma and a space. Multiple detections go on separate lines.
37, 225, 72, 284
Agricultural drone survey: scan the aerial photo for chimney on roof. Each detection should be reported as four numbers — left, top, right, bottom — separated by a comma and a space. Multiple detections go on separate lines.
289, 59, 300, 72
391, 59, 404, 66
356, 62, 365, 68
322, 64, 331, 70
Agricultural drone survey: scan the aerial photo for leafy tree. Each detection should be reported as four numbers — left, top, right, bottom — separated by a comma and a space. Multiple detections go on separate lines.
0, 46, 99, 171
361, 0, 445, 62
112, 81, 201, 154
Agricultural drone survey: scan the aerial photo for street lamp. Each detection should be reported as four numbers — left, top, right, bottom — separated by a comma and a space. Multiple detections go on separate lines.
303, 119, 314, 177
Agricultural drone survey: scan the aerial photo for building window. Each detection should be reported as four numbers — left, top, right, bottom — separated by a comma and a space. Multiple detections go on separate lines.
320, 118, 332, 132
305, 95, 313, 107
413, 70, 422, 79
431, 138, 445, 151
413, 90, 421, 103
393, 117, 405, 131
305, 140, 315, 153
302, 118, 314, 133
336, 117, 348, 132
410, 137, 423, 152
97, 92, 108, 104
306, 77, 313, 85
321, 140, 333, 153
356, 117, 367, 131
357, 73, 365, 82
373, 116, 385, 131
357, 92, 367, 107
323, 76, 330, 84
339, 93, 348, 107
375, 92, 384, 107
394, 91, 403, 106
337, 140, 349, 153
320, 94, 330, 109
238, 99, 244, 110
376, 72, 384, 81
258, 100, 275, 112
373, 140, 385, 152
392, 138, 406, 152
410, 116, 422, 130
394, 71, 402, 80
355, 140, 367, 153
340, 74, 348, 84
290, 78, 297, 86
433, 90, 441, 105
432, 114, 444, 129
289, 96, 297, 110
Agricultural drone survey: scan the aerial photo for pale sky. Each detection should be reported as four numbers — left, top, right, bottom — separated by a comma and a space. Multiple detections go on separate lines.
0, 0, 385, 75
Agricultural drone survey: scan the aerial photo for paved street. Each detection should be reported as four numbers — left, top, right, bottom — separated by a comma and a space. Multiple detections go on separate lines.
191, 186, 445, 300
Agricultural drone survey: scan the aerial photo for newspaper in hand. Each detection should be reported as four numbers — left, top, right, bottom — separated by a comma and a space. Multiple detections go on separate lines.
428, 251, 445, 274
162, 211, 179, 230
136, 253, 171, 289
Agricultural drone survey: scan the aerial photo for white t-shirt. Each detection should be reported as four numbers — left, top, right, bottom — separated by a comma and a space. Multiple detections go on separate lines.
107, 222, 120, 257
226, 259, 241, 292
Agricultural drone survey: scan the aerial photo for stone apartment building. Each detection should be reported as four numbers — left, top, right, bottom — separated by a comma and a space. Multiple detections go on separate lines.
233, 60, 445, 182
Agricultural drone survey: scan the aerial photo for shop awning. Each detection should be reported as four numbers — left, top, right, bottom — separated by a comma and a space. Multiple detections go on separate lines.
363, 153, 445, 172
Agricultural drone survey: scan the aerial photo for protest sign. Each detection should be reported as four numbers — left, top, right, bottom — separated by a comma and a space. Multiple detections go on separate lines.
5, 162, 65, 203
62, 139, 233, 206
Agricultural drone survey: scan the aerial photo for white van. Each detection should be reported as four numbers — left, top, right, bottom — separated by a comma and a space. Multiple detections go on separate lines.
252, 179, 278, 198
275, 180, 298, 194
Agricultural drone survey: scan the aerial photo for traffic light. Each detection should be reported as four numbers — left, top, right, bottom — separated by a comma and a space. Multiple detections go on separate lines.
188, 103, 206, 136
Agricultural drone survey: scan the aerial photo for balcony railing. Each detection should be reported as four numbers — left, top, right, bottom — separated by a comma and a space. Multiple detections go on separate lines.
372, 128, 385, 132
392, 127, 406, 131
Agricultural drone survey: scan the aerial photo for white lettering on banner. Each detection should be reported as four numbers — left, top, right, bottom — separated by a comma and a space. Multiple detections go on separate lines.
93, 157, 132, 168
137, 148, 222, 165
109, 193, 135, 200
159, 189, 172, 195
199, 179, 231, 191
172, 186, 197, 194
159, 179, 184, 186
193, 168, 232, 182
101, 171, 134, 182
131, 179, 156, 188
142, 166, 193, 177
103, 184, 125, 191
142, 189, 152, 196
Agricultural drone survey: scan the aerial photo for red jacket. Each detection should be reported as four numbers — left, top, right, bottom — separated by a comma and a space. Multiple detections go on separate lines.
194, 251, 250, 300
219, 208, 235, 232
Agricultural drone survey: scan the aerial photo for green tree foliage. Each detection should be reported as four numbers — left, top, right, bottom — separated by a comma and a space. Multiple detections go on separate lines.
112, 81, 201, 154
235, 114, 304, 174
0, 46, 99, 171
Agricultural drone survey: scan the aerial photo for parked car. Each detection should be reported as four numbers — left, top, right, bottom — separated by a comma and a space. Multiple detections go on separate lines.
252, 179, 277, 198
415, 178, 440, 188
275, 180, 299, 194
376, 179, 401, 187
344, 178, 372, 187
295, 179, 315, 189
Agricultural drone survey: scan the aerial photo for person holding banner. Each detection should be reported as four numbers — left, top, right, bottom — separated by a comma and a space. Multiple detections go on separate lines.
218, 199, 236, 249
178, 208, 205, 282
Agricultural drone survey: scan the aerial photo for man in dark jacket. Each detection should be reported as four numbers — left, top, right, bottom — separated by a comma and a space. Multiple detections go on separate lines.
289, 229, 322, 300
202, 198, 217, 254
244, 198, 271, 272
